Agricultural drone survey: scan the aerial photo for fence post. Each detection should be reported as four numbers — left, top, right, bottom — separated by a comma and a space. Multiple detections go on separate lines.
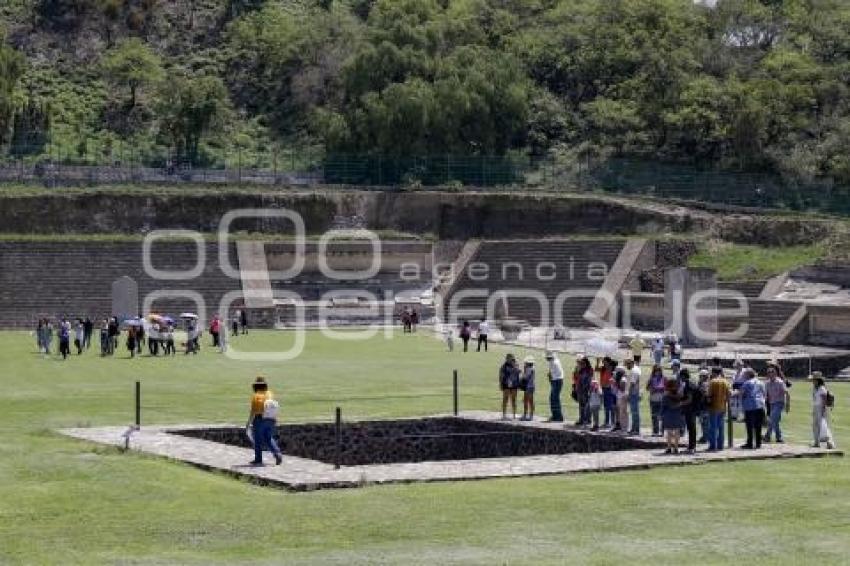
135, 381, 141, 427
727, 404, 733, 449
334, 406, 342, 470
453, 370, 459, 416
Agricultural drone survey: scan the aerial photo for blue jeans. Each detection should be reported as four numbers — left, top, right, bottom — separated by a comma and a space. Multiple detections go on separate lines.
549, 379, 564, 421
708, 412, 725, 450
603, 387, 616, 426
653, 350, 663, 365
650, 400, 663, 435
253, 416, 281, 463
629, 394, 640, 433
765, 401, 785, 441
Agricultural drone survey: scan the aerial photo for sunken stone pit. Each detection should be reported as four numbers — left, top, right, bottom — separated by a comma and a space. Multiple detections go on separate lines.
173, 417, 659, 466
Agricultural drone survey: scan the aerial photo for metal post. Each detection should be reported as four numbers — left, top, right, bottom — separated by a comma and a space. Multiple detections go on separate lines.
334, 406, 341, 470
727, 403, 733, 449
135, 381, 141, 427
453, 370, 459, 416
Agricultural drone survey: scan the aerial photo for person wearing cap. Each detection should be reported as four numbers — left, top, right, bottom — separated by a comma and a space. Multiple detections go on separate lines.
545, 351, 564, 422
706, 366, 731, 451
248, 377, 283, 466
520, 356, 536, 421
763, 365, 790, 443
499, 354, 520, 420
740, 368, 766, 449
810, 372, 835, 449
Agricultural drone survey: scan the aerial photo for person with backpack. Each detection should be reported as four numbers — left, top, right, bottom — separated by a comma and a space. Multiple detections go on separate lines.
810, 372, 835, 449
499, 354, 520, 420
248, 377, 283, 466
520, 356, 536, 421
679, 369, 703, 453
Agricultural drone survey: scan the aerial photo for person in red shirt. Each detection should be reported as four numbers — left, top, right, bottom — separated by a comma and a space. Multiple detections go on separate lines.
596, 357, 616, 427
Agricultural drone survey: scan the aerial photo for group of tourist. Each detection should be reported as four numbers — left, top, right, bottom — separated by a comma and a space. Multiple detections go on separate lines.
497, 349, 837, 452
446, 320, 489, 353
400, 307, 420, 333
34, 310, 250, 359
36, 317, 96, 359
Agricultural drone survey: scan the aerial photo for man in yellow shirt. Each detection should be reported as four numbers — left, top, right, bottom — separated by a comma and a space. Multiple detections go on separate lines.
248, 377, 282, 466
629, 334, 646, 363
706, 367, 731, 451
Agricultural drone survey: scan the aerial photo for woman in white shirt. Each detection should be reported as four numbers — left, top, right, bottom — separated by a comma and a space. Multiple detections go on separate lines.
811, 372, 835, 449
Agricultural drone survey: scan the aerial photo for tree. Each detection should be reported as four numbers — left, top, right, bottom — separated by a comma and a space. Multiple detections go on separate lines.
0, 44, 27, 145
101, 38, 163, 109
157, 73, 231, 164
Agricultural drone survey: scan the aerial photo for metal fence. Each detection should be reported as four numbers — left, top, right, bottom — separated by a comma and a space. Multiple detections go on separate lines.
3, 145, 850, 214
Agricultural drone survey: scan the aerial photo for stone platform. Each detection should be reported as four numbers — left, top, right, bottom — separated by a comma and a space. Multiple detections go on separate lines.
469, 325, 850, 379
59, 413, 841, 492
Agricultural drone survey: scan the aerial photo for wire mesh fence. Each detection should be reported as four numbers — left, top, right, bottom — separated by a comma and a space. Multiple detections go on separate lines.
3, 142, 850, 214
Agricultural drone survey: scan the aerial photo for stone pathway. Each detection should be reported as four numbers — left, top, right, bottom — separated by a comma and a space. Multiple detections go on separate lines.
59, 413, 842, 492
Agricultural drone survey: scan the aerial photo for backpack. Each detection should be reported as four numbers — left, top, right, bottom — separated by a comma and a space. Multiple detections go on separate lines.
825, 389, 835, 409
263, 398, 280, 419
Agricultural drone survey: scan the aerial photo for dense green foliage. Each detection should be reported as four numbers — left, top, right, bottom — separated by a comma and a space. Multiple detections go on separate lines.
2, 0, 850, 184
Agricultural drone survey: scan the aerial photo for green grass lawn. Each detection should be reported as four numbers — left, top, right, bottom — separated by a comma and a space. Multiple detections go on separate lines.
1, 330, 848, 565
688, 241, 828, 280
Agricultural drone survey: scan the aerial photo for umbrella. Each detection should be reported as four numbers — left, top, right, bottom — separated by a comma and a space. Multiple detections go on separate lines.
123, 318, 142, 327
584, 337, 618, 357
161, 316, 175, 324
179, 313, 198, 320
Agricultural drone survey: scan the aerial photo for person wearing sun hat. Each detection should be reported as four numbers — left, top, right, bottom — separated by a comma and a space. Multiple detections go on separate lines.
520, 356, 537, 421
809, 371, 835, 449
